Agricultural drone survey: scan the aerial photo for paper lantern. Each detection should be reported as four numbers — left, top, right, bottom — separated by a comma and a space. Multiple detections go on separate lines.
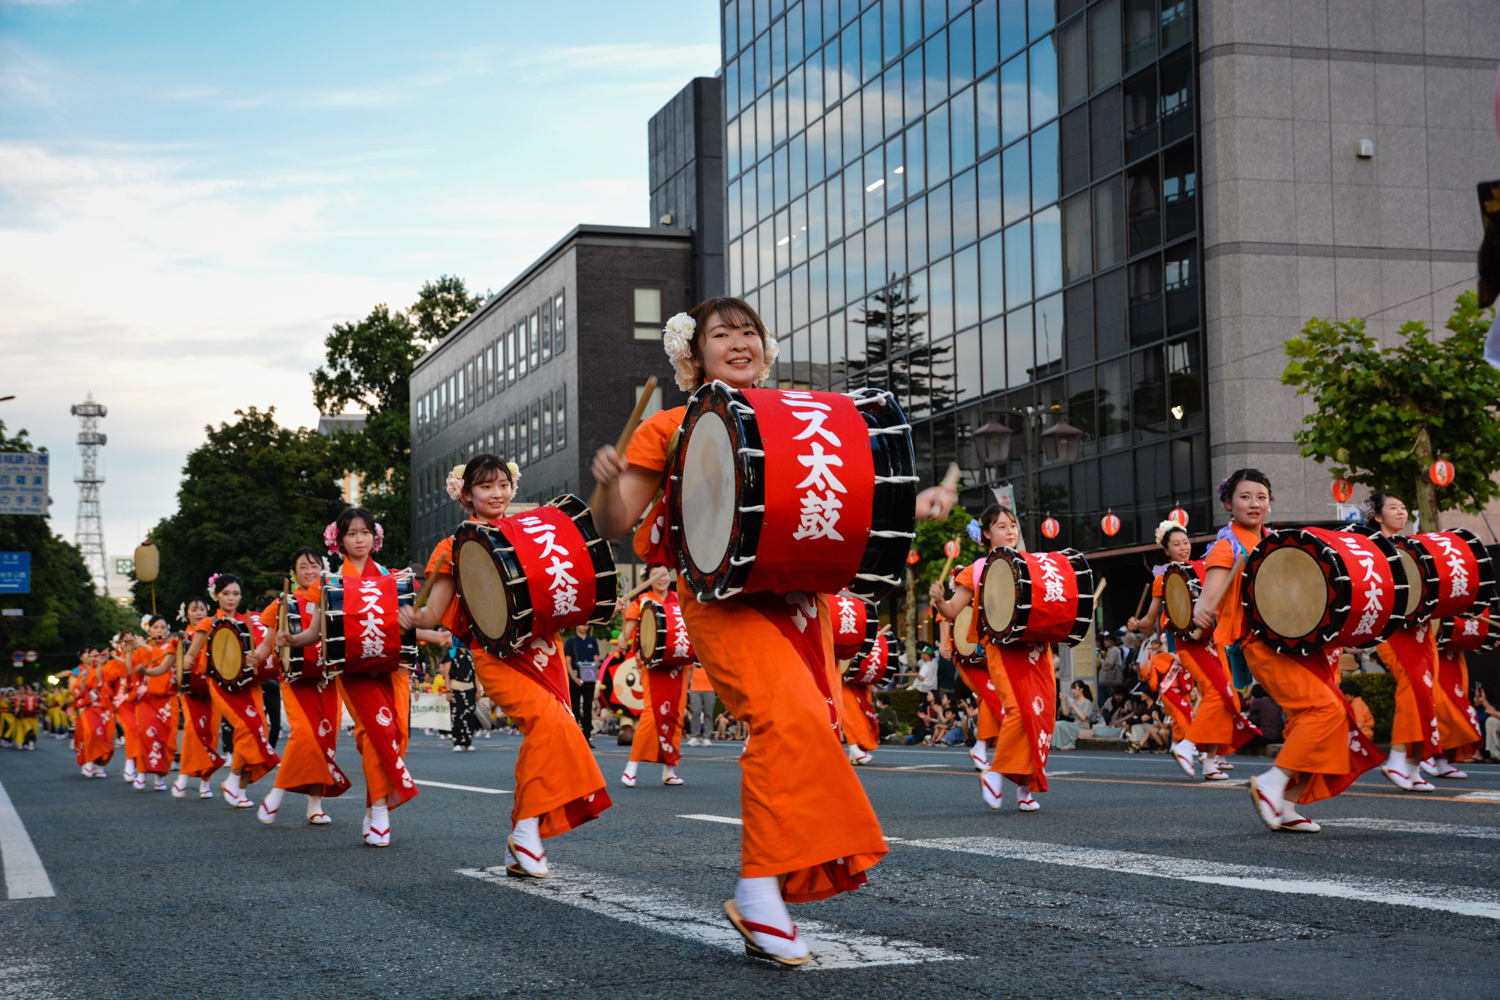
1168, 506, 1189, 528
943, 539, 961, 559
1101, 511, 1121, 537
1331, 478, 1354, 503
1430, 460, 1455, 487
907, 548, 920, 565
1041, 516, 1060, 539
132, 539, 159, 583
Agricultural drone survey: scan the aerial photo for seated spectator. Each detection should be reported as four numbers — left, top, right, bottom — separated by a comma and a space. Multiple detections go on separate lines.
715, 708, 745, 740
1240, 685, 1286, 753
1473, 684, 1500, 762
1339, 680, 1375, 741
875, 694, 901, 741
1129, 692, 1170, 751
914, 691, 942, 744
1091, 688, 1131, 740
1052, 680, 1098, 750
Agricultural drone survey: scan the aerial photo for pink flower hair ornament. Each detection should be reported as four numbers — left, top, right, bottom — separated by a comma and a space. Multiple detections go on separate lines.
206, 573, 221, 597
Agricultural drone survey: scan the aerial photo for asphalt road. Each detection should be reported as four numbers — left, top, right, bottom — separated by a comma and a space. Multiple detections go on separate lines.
2, 729, 1498, 1000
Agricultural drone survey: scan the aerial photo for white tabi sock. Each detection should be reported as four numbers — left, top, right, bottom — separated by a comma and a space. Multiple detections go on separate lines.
306, 794, 323, 818
173, 774, 188, 792
224, 773, 240, 797
262, 787, 285, 813
733, 876, 808, 961
1386, 748, 1409, 773
123, 761, 137, 778
1016, 782, 1035, 802
623, 760, 639, 779
369, 804, 390, 832
1258, 766, 1291, 805
511, 816, 542, 857
198, 778, 211, 793
662, 765, 678, 781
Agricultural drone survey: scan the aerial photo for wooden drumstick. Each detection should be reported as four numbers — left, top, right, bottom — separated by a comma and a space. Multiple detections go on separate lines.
623, 569, 669, 603
414, 554, 450, 610
1188, 551, 1246, 641
935, 545, 961, 592
1132, 581, 1151, 622
278, 577, 291, 673
589, 375, 658, 511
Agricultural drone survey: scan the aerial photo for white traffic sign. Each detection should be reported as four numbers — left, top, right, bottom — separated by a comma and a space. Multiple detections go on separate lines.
0, 453, 48, 515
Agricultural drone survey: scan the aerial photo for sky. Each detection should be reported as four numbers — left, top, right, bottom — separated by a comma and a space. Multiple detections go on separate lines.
0, 0, 720, 572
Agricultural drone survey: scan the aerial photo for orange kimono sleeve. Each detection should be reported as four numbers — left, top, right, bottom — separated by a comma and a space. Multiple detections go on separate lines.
623, 407, 687, 471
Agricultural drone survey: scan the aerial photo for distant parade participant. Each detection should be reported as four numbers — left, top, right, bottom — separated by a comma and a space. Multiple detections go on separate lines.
102, 635, 141, 782
1366, 492, 1439, 792
46, 681, 70, 738
1193, 469, 1380, 832
131, 616, 178, 790
619, 563, 688, 788
1429, 642, 1483, 778
591, 298, 955, 966
174, 599, 223, 799
181, 576, 278, 808
403, 458, 609, 868
250, 547, 350, 826
0, 686, 15, 747
74, 646, 114, 777
930, 504, 1053, 813
1129, 518, 1259, 780
11, 685, 40, 749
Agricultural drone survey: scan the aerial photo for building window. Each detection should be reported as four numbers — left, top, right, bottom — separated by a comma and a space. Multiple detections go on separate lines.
634, 379, 664, 419
529, 403, 541, 463
554, 292, 566, 353
509, 325, 522, 381
632, 285, 664, 339
542, 395, 554, 455
506, 415, 517, 462
529, 311, 540, 370
541, 299, 553, 362
517, 411, 528, 466
554, 386, 567, 449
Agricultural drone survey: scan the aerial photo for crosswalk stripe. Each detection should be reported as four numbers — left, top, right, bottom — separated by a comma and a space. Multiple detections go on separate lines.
1318, 817, 1500, 840
1455, 790, 1500, 802
0, 779, 54, 900
457, 865, 965, 969
678, 813, 743, 825
887, 836, 1500, 920
414, 779, 512, 795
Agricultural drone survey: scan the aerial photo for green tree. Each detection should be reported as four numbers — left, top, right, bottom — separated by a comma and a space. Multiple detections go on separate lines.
1281, 292, 1500, 530
132, 407, 344, 617
0, 421, 134, 682
410, 274, 486, 343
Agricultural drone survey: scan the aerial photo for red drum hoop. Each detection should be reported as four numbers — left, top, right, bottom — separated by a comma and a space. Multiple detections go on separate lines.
844, 631, 894, 686
638, 595, 694, 669
1438, 610, 1496, 652
831, 591, 877, 662
976, 547, 1094, 647
453, 494, 617, 657
951, 606, 987, 668
1388, 528, 1495, 622
1161, 562, 1204, 638
319, 570, 417, 676
208, 619, 254, 692
1242, 526, 1407, 656
668, 384, 916, 604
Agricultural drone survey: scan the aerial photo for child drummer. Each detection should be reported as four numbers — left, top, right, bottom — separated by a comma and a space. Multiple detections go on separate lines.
401, 458, 611, 873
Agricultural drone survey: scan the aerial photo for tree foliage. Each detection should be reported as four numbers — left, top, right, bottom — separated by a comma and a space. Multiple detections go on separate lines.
912, 506, 988, 590
132, 408, 344, 617
410, 274, 486, 344
1281, 292, 1500, 530
0, 421, 136, 682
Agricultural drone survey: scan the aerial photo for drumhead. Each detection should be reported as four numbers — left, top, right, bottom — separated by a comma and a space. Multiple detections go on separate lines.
1397, 548, 1421, 618
458, 539, 509, 639
953, 606, 978, 657
980, 559, 1017, 636
1163, 573, 1195, 631
639, 606, 659, 660
678, 411, 735, 574
1253, 546, 1329, 640
211, 628, 243, 682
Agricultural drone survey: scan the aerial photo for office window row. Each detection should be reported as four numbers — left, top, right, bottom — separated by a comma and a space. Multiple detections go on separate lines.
414, 289, 566, 442
416, 386, 569, 516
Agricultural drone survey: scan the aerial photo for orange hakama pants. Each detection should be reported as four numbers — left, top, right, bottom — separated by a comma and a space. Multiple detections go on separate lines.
1179, 642, 1241, 753
840, 682, 879, 752
984, 644, 1055, 790
338, 671, 413, 807
629, 665, 690, 764
275, 680, 348, 796
135, 694, 177, 775
682, 590, 886, 902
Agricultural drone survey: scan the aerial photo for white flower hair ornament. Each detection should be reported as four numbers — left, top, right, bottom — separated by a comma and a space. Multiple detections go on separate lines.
176, 602, 186, 624
1154, 518, 1188, 546
507, 461, 521, 484
445, 464, 467, 501
206, 573, 221, 597
139, 614, 152, 631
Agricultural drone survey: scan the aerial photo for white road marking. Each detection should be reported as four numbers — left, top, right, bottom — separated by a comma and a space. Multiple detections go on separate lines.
413, 779, 512, 795
1455, 790, 1500, 802
458, 865, 964, 969
891, 763, 952, 771
0, 778, 54, 900
1200, 779, 1251, 788
889, 836, 1500, 920
679, 813, 743, 825
1043, 771, 1079, 777
1319, 818, 1500, 840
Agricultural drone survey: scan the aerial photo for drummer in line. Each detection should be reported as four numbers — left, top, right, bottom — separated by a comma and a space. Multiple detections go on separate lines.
590, 296, 956, 966
401, 460, 611, 873
619, 562, 688, 789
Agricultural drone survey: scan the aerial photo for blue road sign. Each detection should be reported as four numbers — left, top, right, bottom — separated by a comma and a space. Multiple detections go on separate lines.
0, 552, 32, 593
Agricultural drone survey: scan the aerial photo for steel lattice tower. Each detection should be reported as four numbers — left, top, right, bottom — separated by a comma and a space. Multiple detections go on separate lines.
71, 394, 108, 590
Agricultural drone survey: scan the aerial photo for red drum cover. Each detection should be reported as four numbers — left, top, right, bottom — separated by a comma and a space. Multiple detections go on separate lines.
846, 632, 893, 686
1438, 610, 1495, 652
831, 591, 873, 661
1395, 529, 1493, 622
978, 547, 1094, 647
340, 575, 405, 673
497, 505, 600, 636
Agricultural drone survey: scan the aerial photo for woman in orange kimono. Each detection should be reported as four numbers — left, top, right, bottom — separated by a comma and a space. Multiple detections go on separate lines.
404, 461, 609, 863
131, 616, 179, 791
250, 547, 349, 827
181, 575, 279, 809
930, 504, 1054, 813
591, 297, 955, 966
619, 564, 688, 788
102, 636, 140, 784
1192, 469, 1380, 833
173, 598, 222, 799
73, 647, 113, 777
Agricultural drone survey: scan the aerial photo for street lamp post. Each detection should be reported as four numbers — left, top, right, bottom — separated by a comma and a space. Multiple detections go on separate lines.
972, 406, 1083, 549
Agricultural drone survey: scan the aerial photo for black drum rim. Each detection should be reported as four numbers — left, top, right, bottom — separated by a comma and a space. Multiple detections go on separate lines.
977, 546, 1093, 647
848, 387, 917, 604
1161, 562, 1202, 638
1244, 527, 1405, 655
977, 547, 1024, 644
1387, 532, 1441, 624
208, 618, 253, 692
842, 614, 880, 679
453, 520, 531, 656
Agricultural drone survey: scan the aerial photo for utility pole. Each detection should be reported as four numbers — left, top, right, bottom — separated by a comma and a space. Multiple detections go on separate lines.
71, 394, 108, 590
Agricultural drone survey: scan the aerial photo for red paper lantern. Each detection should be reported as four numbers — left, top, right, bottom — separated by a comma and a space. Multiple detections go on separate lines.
1168, 506, 1189, 527
907, 548, 920, 565
1041, 516, 1060, 539
1332, 478, 1354, 503
1430, 460, 1455, 487
1101, 511, 1121, 537
943, 538, 961, 558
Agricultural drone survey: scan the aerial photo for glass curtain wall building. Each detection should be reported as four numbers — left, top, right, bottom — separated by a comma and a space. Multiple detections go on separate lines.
720, 0, 1207, 551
